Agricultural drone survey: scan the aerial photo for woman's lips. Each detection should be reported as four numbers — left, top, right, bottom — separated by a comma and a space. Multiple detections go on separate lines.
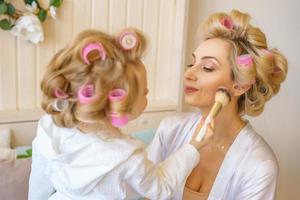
184, 86, 199, 94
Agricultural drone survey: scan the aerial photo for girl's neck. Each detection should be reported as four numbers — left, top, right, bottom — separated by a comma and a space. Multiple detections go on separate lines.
78, 120, 122, 138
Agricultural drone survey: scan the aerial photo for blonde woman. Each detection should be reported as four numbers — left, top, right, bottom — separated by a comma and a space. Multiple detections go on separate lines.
147, 10, 287, 200
28, 28, 212, 200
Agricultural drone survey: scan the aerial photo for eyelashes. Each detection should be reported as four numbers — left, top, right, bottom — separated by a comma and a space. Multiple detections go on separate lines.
186, 62, 215, 72
203, 67, 214, 72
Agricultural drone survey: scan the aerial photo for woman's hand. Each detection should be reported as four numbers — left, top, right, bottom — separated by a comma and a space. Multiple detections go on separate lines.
189, 117, 215, 151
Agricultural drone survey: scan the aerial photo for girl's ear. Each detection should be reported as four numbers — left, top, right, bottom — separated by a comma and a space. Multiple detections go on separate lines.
231, 82, 252, 97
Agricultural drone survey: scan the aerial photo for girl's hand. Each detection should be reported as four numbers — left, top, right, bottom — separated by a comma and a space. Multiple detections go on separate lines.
189, 117, 215, 151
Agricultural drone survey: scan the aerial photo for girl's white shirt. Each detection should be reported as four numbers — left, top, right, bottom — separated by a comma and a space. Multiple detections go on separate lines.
28, 114, 200, 200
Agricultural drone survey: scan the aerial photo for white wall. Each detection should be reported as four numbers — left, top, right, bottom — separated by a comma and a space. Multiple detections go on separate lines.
0, 0, 189, 124
184, 0, 300, 199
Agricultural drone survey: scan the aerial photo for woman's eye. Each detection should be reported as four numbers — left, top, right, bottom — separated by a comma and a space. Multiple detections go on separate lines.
187, 64, 194, 68
203, 67, 214, 72
202, 62, 215, 72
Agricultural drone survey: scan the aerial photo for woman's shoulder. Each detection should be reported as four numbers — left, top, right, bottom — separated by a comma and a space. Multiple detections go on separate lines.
239, 124, 279, 175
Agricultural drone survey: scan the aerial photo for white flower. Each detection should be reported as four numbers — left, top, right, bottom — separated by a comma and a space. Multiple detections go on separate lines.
25, 1, 38, 13
49, 6, 57, 19
38, 0, 51, 9
10, 14, 44, 44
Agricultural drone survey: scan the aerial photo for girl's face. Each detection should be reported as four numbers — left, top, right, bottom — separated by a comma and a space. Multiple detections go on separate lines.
129, 62, 149, 120
184, 38, 234, 108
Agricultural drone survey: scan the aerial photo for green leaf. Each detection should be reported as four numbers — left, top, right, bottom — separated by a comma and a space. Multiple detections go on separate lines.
17, 154, 29, 159
26, 148, 32, 157
0, 0, 4, 4
0, 19, 12, 30
24, 0, 37, 5
7, 3, 15, 14
38, 9, 47, 22
50, 0, 63, 8
0, 3, 7, 14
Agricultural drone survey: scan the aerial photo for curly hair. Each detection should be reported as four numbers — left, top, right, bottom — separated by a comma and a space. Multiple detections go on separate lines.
40, 28, 147, 127
199, 10, 288, 116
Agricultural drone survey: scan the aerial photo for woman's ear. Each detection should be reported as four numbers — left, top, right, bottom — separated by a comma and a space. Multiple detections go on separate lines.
232, 82, 252, 97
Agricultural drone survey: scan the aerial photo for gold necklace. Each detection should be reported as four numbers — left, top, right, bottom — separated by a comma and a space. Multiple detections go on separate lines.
207, 141, 233, 151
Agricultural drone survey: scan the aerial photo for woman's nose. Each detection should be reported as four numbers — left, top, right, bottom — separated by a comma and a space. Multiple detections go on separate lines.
184, 66, 197, 81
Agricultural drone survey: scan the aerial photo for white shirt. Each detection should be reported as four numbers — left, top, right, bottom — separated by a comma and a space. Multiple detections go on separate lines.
28, 115, 200, 200
147, 112, 278, 200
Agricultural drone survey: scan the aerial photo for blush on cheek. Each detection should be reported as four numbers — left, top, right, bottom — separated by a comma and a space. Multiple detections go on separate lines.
184, 89, 215, 107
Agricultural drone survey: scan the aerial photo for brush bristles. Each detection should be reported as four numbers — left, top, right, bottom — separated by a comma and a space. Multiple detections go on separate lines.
215, 87, 231, 107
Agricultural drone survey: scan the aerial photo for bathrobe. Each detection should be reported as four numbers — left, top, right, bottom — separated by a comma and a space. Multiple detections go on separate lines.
28, 114, 200, 200
147, 112, 278, 200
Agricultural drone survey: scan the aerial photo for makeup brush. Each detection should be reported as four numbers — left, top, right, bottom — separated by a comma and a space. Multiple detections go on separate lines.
196, 87, 231, 142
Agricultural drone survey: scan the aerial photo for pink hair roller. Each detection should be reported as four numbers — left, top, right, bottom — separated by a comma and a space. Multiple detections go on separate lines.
261, 49, 275, 60
220, 16, 234, 30
77, 84, 99, 104
110, 113, 129, 127
108, 89, 129, 127
52, 88, 69, 112
108, 89, 127, 101
82, 42, 106, 65
237, 54, 253, 67
118, 31, 138, 50
54, 88, 68, 99
273, 66, 281, 74
261, 49, 281, 74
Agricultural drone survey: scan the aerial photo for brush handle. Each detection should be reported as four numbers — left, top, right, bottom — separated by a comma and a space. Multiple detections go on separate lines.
195, 115, 211, 142
209, 102, 222, 118
195, 102, 222, 142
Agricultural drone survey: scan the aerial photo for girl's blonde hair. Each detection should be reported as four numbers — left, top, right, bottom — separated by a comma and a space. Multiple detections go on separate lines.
200, 10, 288, 116
41, 28, 147, 127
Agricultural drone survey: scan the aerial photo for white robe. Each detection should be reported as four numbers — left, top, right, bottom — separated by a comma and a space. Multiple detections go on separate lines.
28, 115, 200, 200
147, 112, 278, 200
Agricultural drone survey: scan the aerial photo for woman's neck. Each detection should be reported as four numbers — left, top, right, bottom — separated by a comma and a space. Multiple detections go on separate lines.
214, 111, 245, 143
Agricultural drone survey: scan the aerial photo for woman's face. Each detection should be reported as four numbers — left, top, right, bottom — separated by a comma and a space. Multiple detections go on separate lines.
184, 38, 234, 108
129, 61, 149, 120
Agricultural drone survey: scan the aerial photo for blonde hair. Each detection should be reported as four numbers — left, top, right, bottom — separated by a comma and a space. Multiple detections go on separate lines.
41, 28, 147, 127
199, 10, 288, 116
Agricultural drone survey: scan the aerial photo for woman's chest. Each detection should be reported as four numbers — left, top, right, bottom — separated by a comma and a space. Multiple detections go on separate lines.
185, 149, 227, 193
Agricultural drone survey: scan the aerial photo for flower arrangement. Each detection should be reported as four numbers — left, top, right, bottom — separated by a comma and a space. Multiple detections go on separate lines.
0, 0, 63, 44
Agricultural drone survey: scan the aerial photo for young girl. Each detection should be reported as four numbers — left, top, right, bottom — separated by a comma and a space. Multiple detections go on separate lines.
28, 28, 210, 200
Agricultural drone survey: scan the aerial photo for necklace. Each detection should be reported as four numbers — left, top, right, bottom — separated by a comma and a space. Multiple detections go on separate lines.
207, 140, 233, 152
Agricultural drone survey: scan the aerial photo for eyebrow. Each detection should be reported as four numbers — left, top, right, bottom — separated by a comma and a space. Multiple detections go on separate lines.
192, 53, 221, 65
202, 56, 221, 64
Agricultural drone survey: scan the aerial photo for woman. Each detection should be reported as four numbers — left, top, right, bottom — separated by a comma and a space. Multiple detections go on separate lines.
147, 10, 287, 200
